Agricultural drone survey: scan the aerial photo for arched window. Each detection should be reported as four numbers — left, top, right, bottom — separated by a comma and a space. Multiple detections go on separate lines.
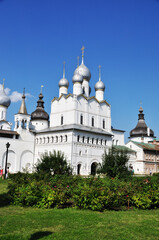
77, 135, 80, 142
40, 138, 42, 144
105, 140, 107, 146
51, 136, 54, 143
103, 119, 105, 129
77, 164, 81, 175
56, 136, 58, 143
61, 115, 63, 125
43, 137, 45, 144
80, 114, 83, 125
47, 137, 49, 143
92, 117, 94, 127
82, 136, 85, 143
87, 137, 90, 144
65, 135, 67, 142
92, 138, 94, 144
101, 139, 103, 145
60, 136, 63, 142
96, 138, 98, 145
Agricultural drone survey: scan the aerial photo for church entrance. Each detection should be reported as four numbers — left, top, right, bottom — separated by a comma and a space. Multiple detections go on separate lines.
77, 164, 81, 175
91, 162, 98, 175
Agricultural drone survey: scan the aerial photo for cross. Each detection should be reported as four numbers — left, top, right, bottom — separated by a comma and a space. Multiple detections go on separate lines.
41, 85, 44, 93
2, 78, 5, 89
77, 56, 80, 67
99, 65, 101, 81
81, 46, 85, 57
63, 61, 66, 78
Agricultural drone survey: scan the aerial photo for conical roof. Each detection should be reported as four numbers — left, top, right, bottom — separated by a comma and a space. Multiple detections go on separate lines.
18, 93, 28, 115
130, 107, 154, 138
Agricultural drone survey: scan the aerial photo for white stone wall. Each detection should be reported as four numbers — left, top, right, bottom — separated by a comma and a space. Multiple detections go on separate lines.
0, 131, 35, 173
112, 130, 125, 146
50, 95, 111, 133
126, 141, 144, 174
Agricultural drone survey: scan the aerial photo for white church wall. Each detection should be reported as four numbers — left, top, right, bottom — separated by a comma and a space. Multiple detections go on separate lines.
0, 136, 34, 173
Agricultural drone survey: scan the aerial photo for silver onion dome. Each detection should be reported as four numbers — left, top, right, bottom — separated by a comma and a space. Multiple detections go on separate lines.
72, 73, 83, 83
58, 77, 69, 88
58, 62, 69, 88
95, 80, 105, 91
0, 88, 11, 107
74, 64, 91, 81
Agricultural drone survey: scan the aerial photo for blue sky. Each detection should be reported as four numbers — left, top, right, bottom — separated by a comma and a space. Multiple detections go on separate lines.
0, 0, 159, 141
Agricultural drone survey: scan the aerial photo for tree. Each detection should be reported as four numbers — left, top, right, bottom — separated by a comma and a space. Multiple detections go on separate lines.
35, 151, 72, 176
98, 147, 130, 178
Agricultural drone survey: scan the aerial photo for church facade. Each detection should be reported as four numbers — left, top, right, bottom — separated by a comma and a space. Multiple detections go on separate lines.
0, 50, 125, 175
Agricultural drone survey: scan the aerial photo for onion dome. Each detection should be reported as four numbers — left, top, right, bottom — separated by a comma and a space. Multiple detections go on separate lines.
74, 46, 91, 81
130, 106, 154, 138
95, 65, 105, 91
31, 92, 49, 121
0, 82, 11, 107
58, 62, 69, 88
58, 78, 69, 88
72, 73, 83, 83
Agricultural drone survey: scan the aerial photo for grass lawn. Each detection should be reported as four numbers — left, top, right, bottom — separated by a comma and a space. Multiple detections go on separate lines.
0, 180, 159, 240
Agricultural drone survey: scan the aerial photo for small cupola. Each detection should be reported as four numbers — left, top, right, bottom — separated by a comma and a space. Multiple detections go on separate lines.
58, 62, 69, 97
95, 65, 105, 101
31, 86, 49, 130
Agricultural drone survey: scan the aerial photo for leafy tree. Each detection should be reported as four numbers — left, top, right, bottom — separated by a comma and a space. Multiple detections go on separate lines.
98, 147, 131, 179
35, 151, 72, 176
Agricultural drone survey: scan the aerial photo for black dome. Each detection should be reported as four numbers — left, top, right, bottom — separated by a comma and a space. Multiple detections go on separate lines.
130, 107, 154, 138
31, 93, 49, 121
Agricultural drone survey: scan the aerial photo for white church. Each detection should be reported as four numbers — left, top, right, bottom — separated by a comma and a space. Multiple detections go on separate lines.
1, 48, 158, 175
0, 48, 126, 175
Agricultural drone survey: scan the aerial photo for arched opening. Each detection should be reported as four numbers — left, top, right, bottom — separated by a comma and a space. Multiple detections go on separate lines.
91, 162, 98, 175
77, 164, 81, 175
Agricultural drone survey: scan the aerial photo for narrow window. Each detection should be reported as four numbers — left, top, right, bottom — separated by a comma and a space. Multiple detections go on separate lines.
103, 119, 105, 129
87, 137, 90, 144
60, 136, 63, 142
92, 138, 94, 144
83, 136, 85, 143
56, 136, 58, 143
92, 117, 94, 127
80, 114, 83, 125
65, 135, 67, 142
61, 115, 63, 125
105, 140, 107, 146
77, 135, 80, 142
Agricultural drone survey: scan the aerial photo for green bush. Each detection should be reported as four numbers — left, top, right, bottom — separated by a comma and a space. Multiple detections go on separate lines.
7, 173, 159, 211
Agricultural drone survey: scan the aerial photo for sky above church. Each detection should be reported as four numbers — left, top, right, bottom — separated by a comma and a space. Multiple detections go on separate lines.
0, 0, 159, 141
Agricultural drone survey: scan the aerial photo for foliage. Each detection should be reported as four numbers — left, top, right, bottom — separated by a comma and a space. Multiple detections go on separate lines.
7, 173, 159, 211
97, 147, 131, 178
35, 151, 72, 176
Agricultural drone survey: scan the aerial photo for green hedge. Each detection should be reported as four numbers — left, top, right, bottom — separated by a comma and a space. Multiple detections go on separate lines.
7, 173, 159, 211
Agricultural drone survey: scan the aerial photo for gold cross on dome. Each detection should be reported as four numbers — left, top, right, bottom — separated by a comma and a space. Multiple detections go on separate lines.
41, 85, 44, 93
63, 61, 66, 78
77, 56, 80, 67
2, 78, 5, 89
99, 65, 101, 81
81, 46, 85, 57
